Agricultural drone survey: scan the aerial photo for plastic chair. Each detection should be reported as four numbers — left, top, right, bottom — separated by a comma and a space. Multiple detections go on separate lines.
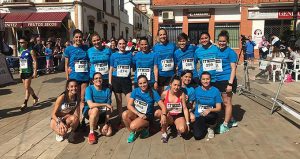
292, 58, 300, 81
270, 62, 283, 82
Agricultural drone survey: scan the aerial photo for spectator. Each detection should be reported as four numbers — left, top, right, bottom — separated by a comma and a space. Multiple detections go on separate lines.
45, 41, 54, 73
258, 36, 270, 59
33, 37, 45, 56
245, 35, 256, 66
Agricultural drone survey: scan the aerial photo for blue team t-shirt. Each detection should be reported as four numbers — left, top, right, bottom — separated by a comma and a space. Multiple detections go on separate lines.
45, 48, 53, 60
153, 42, 176, 77
195, 44, 219, 82
88, 46, 111, 79
174, 44, 198, 78
193, 86, 222, 118
133, 51, 157, 83
246, 41, 256, 54
130, 87, 161, 115
64, 45, 89, 82
109, 51, 133, 77
19, 49, 33, 73
85, 85, 112, 105
216, 47, 238, 81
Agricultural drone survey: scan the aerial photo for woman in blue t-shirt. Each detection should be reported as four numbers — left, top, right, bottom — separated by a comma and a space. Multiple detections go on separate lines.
133, 37, 158, 89
214, 30, 238, 134
122, 75, 167, 143
174, 33, 199, 86
109, 37, 133, 123
64, 29, 89, 126
88, 33, 111, 88
85, 72, 113, 144
192, 71, 222, 140
195, 32, 219, 84
18, 37, 39, 111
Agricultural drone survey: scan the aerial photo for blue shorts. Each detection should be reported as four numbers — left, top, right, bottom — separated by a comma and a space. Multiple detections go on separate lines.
246, 53, 254, 59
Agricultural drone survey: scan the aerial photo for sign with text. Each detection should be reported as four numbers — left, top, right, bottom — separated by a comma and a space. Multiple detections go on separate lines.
23, 22, 61, 27
278, 10, 300, 19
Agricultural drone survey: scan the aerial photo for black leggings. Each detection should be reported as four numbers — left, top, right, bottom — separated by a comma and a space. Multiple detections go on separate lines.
193, 112, 218, 140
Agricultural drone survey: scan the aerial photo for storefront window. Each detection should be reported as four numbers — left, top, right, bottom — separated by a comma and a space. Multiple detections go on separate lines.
264, 20, 290, 40
215, 23, 240, 48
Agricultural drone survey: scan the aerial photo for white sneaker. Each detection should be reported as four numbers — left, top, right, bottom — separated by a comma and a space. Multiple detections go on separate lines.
207, 128, 215, 139
56, 134, 64, 142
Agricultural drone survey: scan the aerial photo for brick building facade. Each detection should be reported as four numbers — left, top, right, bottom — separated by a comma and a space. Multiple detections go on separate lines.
151, 0, 300, 58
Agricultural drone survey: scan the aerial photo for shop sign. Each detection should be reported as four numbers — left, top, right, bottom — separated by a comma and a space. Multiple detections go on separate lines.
0, 19, 4, 31
278, 10, 300, 19
5, 23, 21, 28
188, 12, 210, 18
23, 22, 61, 27
248, 10, 278, 19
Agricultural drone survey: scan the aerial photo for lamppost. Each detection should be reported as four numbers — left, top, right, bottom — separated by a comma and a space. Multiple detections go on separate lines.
289, 0, 299, 48
0, 16, 5, 52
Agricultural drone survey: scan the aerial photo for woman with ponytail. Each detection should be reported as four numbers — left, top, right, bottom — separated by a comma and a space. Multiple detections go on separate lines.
214, 30, 238, 134
122, 75, 166, 143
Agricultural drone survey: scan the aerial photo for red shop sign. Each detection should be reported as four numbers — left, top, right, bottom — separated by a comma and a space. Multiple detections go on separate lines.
278, 10, 300, 19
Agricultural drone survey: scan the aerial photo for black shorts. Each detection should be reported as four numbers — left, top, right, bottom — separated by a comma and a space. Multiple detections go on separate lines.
214, 79, 237, 93
98, 111, 106, 125
191, 77, 200, 88
158, 76, 171, 87
112, 76, 132, 94
20, 72, 33, 79
73, 80, 89, 86
169, 113, 184, 121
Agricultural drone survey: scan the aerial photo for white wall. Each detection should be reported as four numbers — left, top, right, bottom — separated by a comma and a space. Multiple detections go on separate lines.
251, 20, 265, 49
215, 7, 241, 21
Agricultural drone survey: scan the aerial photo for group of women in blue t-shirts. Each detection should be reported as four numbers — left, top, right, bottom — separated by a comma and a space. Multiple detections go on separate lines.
50, 28, 238, 144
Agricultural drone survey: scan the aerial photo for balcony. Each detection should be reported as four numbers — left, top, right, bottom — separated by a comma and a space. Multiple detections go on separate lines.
1, 0, 34, 8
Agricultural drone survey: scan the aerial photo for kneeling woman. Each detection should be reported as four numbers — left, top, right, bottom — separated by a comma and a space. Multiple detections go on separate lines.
155, 75, 190, 143
192, 72, 222, 140
50, 79, 80, 143
85, 72, 113, 144
122, 75, 166, 143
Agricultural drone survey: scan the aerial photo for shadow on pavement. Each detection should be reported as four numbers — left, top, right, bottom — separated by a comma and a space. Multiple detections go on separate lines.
0, 89, 13, 96
0, 97, 56, 120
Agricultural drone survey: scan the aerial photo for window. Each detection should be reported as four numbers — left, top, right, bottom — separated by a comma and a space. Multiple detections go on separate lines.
103, 0, 106, 12
120, 0, 124, 11
88, 20, 95, 34
112, 25, 115, 38
125, 28, 129, 40
111, 0, 115, 16
215, 23, 240, 48
103, 23, 108, 41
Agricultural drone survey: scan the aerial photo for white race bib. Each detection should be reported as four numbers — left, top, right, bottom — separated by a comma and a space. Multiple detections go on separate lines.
198, 105, 210, 114
134, 99, 148, 114
161, 59, 174, 71
94, 62, 109, 75
117, 65, 130, 77
262, 47, 268, 52
215, 59, 223, 72
75, 60, 88, 72
182, 58, 195, 70
202, 59, 216, 71
167, 103, 182, 114
20, 59, 28, 69
137, 68, 151, 80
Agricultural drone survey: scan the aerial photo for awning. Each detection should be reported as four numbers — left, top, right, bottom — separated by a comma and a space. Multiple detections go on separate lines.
3, 12, 32, 28
0, 13, 7, 19
23, 12, 69, 27
1, 12, 68, 28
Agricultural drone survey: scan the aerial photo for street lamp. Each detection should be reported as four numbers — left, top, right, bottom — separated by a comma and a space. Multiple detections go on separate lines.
289, 0, 299, 48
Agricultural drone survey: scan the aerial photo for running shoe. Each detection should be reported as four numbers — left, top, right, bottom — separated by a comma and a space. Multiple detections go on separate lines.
161, 133, 168, 143
127, 132, 137, 143
20, 104, 27, 111
229, 118, 238, 127
207, 127, 215, 139
139, 129, 150, 139
88, 132, 96, 144
33, 97, 39, 106
68, 131, 76, 143
56, 134, 64, 142
216, 123, 230, 134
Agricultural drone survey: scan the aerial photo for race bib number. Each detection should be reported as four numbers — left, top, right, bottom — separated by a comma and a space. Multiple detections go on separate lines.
161, 59, 174, 71
94, 62, 109, 75
182, 58, 194, 70
134, 99, 148, 114
262, 47, 268, 52
20, 59, 28, 69
215, 59, 223, 72
198, 105, 211, 114
75, 60, 88, 72
117, 65, 130, 77
137, 68, 151, 80
167, 103, 182, 114
202, 59, 216, 71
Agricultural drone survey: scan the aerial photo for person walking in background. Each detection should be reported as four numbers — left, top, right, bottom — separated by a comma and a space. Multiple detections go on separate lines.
258, 36, 270, 59
245, 36, 256, 67
45, 41, 54, 74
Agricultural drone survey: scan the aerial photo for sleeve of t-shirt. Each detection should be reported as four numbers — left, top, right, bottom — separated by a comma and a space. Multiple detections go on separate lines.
153, 90, 161, 102
189, 89, 196, 102
85, 86, 93, 102
229, 49, 238, 63
107, 88, 112, 104
109, 53, 114, 67
174, 50, 178, 65
154, 51, 159, 66
64, 46, 70, 58
132, 53, 137, 66
153, 52, 158, 66
215, 89, 223, 104
130, 88, 137, 99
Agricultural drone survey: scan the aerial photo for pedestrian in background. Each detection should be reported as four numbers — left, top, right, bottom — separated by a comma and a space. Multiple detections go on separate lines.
245, 36, 256, 67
